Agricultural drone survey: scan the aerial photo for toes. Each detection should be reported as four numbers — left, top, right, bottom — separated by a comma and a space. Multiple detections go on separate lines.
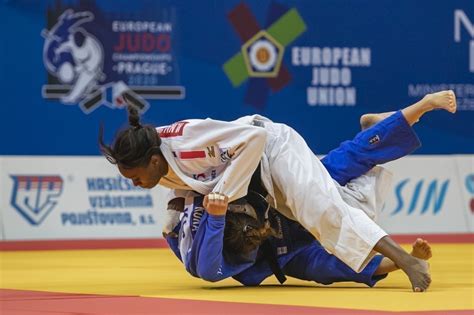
414, 286, 424, 292
413, 238, 423, 247
413, 279, 431, 292
449, 90, 457, 112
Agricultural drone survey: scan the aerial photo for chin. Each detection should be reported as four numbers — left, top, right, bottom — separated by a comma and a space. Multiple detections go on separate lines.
144, 182, 158, 189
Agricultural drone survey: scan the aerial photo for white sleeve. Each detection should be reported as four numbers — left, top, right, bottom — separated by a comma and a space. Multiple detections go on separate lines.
187, 119, 267, 201
162, 189, 188, 235
166, 189, 189, 206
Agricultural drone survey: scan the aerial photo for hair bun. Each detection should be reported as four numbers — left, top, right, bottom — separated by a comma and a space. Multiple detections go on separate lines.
127, 105, 142, 129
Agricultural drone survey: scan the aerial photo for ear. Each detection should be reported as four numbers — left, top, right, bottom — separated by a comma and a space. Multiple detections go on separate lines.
150, 154, 160, 166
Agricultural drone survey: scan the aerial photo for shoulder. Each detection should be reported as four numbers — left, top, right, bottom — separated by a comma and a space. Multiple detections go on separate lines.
157, 117, 254, 139
156, 119, 203, 138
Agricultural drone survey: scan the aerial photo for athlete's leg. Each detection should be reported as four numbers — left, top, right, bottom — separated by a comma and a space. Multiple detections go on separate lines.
321, 110, 420, 186
360, 111, 395, 130
283, 238, 432, 286
322, 90, 457, 186
268, 123, 432, 292
360, 90, 457, 129
268, 122, 397, 271
283, 241, 387, 287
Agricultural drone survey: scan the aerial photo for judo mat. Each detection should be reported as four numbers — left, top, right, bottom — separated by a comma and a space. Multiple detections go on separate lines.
1, 241, 473, 314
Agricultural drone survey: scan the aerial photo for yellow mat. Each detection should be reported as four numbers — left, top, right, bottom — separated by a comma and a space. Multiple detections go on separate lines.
1, 243, 473, 312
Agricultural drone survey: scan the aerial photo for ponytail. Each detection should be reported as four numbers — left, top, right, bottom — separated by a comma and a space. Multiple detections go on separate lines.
99, 104, 162, 168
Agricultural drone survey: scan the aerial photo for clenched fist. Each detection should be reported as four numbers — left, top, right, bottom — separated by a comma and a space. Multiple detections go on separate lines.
203, 192, 229, 216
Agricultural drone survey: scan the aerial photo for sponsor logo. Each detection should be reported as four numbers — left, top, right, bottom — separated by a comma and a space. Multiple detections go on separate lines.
9, 173, 157, 228
10, 175, 63, 225
391, 179, 449, 216
223, 2, 306, 108
178, 196, 205, 243
61, 176, 155, 226
220, 148, 235, 162
206, 146, 216, 158
191, 206, 205, 234
41, 1, 185, 114
465, 173, 474, 213
192, 170, 217, 181
193, 173, 206, 180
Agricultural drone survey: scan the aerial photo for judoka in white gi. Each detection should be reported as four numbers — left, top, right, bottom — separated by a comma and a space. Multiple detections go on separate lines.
100, 90, 456, 292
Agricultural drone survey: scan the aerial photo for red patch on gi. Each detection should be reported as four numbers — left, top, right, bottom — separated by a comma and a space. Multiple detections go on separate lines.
178, 150, 206, 159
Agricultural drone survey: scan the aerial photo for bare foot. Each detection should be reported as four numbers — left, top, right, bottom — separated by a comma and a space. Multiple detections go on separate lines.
423, 90, 457, 113
410, 238, 432, 260
400, 257, 431, 292
360, 111, 396, 130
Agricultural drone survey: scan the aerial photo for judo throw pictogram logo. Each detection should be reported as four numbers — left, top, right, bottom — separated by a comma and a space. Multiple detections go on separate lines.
41, 7, 156, 114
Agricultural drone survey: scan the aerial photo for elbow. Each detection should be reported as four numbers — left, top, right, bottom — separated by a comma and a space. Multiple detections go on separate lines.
201, 276, 221, 283
199, 272, 222, 282
198, 267, 224, 282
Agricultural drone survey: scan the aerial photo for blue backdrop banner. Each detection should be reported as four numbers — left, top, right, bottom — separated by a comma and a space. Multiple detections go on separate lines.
0, 0, 473, 155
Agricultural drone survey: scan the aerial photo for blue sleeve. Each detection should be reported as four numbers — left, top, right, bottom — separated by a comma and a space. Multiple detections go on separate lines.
321, 110, 421, 185
185, 213, 255, 282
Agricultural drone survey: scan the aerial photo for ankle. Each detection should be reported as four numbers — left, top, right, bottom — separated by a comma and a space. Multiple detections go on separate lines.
396, 253, 418, 269
421, 95, 435, 111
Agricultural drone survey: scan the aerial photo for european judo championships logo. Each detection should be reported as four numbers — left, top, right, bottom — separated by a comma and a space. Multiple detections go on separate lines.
41, 2, 184, 114
41, 10, 146, 114
223, 2, 306, 108
10, 175, 64, 225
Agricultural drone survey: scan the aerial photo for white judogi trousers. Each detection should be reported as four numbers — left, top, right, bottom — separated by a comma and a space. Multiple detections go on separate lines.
263, 122, 389, 272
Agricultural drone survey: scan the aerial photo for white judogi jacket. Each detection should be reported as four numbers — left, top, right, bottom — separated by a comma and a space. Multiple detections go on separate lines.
158, 115, 389, 272
158, 115, 272, 201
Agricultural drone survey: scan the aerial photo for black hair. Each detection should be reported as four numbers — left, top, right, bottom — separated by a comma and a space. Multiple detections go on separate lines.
99, 105, 162, 169
224, 211, 277, 256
